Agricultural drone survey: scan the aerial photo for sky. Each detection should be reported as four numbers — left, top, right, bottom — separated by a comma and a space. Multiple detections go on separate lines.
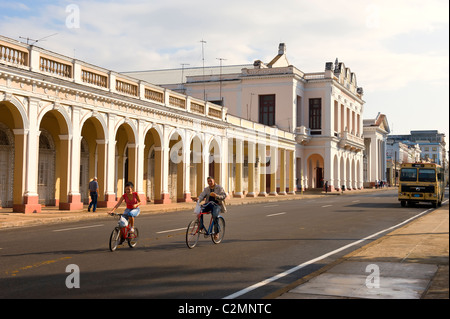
0, 0, 448, 146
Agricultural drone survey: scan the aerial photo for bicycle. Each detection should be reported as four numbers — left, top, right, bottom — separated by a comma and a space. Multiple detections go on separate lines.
185, 207, 225, 249
109, 213, 139, 251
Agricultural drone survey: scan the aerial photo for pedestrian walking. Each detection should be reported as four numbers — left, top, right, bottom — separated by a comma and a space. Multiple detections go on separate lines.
88, 177, 99, 212
324, 181, 328, 193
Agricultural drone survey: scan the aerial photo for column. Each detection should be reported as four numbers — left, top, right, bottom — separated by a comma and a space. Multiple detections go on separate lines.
180, 140, 192, 202
278, 149, 286, 195
246, 141, 256, 197
324, 147, 333, 192
136, 120, 146, 204
258, 143, 267, 196
288, 150, 295, 194
19, 97, 41, 213
103, 113, 117, 207
269, 146, 278, 196
233, 139, 244, 198
61, 106, 83, 210
155, 128, 171, 204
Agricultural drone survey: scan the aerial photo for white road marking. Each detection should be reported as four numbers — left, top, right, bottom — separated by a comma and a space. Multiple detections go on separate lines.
266, 212, 286, 217
223, 205, 439, 299
263, 204, 279, 208
321, 204, 332, 208
52, 224, 104, 232
156, 227, 186, 234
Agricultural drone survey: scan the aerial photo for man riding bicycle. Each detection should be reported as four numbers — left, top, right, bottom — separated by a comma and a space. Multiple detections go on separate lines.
197, 177, 227, 240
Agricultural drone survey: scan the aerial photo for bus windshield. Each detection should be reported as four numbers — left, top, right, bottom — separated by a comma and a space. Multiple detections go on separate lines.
418, 169, 436, 182
400, 168, 417, 181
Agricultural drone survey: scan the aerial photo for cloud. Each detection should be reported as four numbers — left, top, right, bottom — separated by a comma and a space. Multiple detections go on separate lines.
0, 0, 448, 143
0, 2, 30, 11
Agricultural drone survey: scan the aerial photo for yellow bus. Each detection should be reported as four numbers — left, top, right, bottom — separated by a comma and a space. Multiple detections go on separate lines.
398, 163, 445, 208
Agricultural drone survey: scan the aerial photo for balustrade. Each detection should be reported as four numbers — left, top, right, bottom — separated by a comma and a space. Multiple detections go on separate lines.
81, 69, 108, 88
169, 95, 186, 109
144, 88, 164, 103
0, 44, 28, 66
116, 79, 138, 96
208, 107, 222, 119
40, 56, 72, 78
190, 102, 205, 115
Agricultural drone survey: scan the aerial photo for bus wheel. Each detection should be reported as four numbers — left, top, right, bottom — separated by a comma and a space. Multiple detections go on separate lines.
401, 201, 406, 207
432, 202, 437, 208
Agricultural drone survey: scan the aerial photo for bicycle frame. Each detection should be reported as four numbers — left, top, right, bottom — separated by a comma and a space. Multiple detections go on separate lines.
113, 214, 136, 240
197, 212, 221, 236
109, 213, 139, 251
186, 204, 225, 248
120, 224, 137, 240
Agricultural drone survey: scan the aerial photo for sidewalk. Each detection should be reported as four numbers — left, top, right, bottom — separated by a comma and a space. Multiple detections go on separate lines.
272, 203, 449, 299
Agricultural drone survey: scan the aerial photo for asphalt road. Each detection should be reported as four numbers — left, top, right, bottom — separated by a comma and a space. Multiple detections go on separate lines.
0, 189, 441, 299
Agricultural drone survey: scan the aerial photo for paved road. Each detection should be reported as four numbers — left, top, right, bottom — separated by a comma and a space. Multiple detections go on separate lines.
0, 189, 435, 299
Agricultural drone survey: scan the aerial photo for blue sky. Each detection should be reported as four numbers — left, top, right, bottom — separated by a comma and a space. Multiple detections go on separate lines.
1, 0, 448, 145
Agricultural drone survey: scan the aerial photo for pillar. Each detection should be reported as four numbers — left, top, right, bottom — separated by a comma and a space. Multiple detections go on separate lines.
246, 141, 256, 197
233, 139, 244, 198
278, 149, 286, 195
17, 97, 41, 213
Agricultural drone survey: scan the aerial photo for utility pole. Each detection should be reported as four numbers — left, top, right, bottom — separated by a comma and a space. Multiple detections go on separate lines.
216, 57, 226, 105
394, 150, 397, 186
180, 63, 189, 93
200, 39, 207, 101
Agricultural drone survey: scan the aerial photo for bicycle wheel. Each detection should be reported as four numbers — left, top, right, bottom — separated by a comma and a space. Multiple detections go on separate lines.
109, 227, 121, 252
211, 216, 225, 244
186, 219, 200, 249
127, 227, 139, 248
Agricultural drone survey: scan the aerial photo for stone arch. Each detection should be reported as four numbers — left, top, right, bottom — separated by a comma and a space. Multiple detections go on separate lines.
144, 126, 163, 203
0, 122, 14, 207
206, 135, 222, 183
115, 121, 137, 194
37, 103, 72, 137
0, 99, 27, 211
80, 115, 107, 204
39, 109, 71, 207
307, 153, 324, 188
37, 129, 56, 205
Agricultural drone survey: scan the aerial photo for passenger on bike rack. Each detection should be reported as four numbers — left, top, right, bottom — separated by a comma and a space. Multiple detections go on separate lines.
197, 177, 227, 241
109, 182, 141, 233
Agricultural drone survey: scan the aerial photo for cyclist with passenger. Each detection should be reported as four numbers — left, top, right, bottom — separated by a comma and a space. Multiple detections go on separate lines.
109, 181, 141, 233
197, 177, 227, 240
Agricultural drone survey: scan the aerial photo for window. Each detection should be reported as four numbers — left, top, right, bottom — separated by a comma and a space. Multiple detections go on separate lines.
296, 95, 302, 127
309, 98, 322, 131
400, 168, 417, 181
418, 169, 436, 182
259, 94, 275, 126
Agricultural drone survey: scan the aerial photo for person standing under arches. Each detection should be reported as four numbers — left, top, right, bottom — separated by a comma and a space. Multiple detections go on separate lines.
88, 177, 99, 212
